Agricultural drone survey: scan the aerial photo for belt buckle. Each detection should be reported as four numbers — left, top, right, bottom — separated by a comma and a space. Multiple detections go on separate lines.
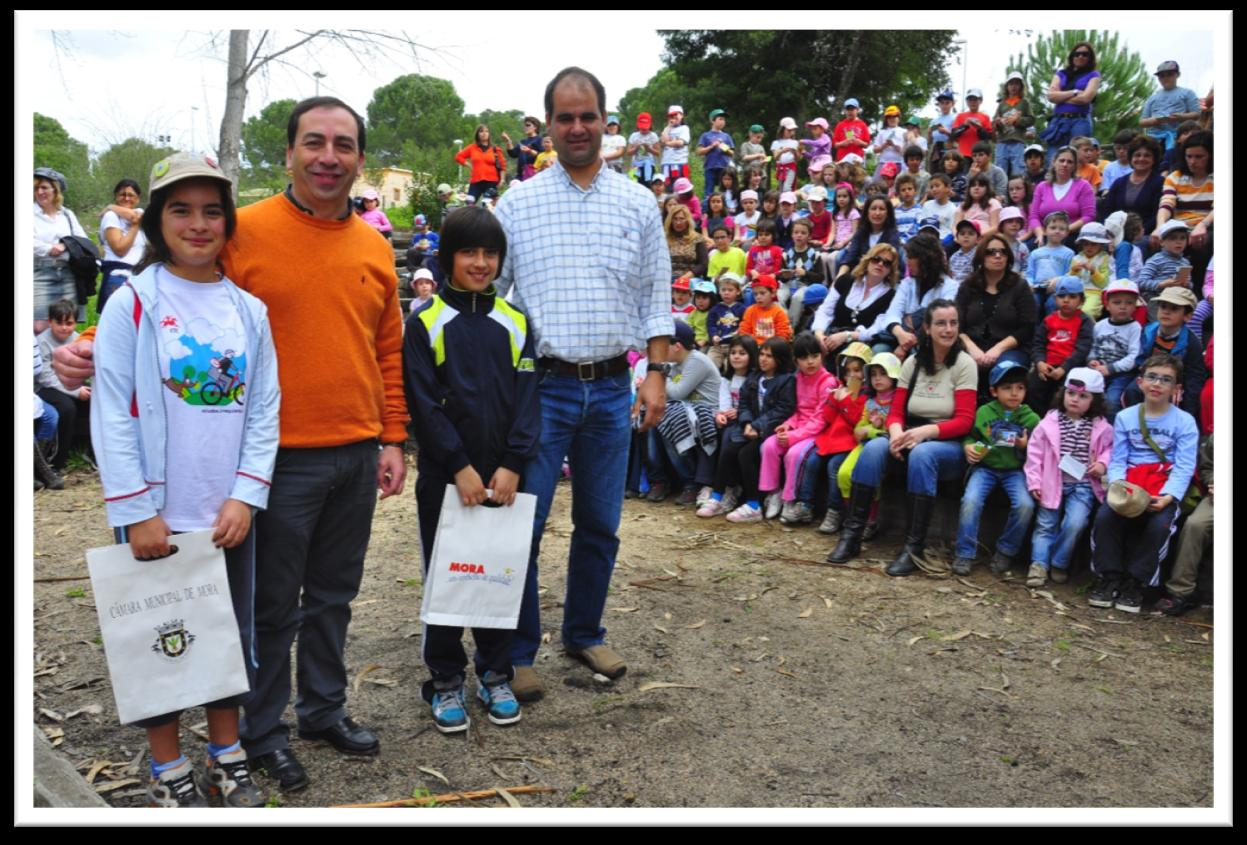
577, 360, 596, 382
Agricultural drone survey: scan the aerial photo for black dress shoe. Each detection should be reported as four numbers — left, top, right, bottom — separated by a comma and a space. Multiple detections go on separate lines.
249, 748, 310, 792
298, 716, 380, 756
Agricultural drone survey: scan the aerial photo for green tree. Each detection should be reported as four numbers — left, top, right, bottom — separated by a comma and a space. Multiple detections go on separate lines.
367, 74, 466, 166
1008, 30, 1155, 148
93, 137, 177, 206
242, 98, 296, 172
631, 30, 957, 140
33, 113, 90, 205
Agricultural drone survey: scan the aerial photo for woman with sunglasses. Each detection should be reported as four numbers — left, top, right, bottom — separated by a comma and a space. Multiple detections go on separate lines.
1042, 42, 1100, 162
813, 243, 900, 361
955, 234, 1036, 397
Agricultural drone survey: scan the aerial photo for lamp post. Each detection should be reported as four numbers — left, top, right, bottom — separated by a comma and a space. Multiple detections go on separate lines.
313, 71, 327, 96
952, 39, 968, 109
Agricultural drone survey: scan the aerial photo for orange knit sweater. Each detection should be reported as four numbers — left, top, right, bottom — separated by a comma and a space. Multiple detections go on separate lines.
220, 194, 409, 448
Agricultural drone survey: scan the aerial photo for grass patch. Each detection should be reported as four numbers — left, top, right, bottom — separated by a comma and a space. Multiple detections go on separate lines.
265, 793, 282, 808
65, 586, 85, 599
1095, 685, 1112, 695
591, 695, 624, 713
410, 786, 440, 807
568, 784, 590, 803
1053, 639, 1071, 652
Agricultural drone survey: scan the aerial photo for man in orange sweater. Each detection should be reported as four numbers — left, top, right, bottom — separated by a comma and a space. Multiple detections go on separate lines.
53, 97, 409, 792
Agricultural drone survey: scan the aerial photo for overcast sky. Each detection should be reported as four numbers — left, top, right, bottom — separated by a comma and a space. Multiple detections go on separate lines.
18, 13, 1225, 158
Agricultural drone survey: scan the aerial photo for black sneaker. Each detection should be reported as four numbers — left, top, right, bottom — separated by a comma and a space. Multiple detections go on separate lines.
1114, 579, 1144, 614
675, 485, 699, 506
1153, 591, 1195, 617
1087, 576, 1120, 608
645, 483, 669, 503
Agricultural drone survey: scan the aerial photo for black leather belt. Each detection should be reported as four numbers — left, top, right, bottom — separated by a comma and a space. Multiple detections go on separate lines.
538, 354, 629, 381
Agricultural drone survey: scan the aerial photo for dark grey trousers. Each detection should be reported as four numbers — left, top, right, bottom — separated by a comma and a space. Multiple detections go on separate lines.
240, 441, 378, 756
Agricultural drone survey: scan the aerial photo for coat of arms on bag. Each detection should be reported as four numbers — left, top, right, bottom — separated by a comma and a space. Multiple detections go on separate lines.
152, 619, 195, 660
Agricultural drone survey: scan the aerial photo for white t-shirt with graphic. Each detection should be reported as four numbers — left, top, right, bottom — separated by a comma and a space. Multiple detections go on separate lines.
154, 267, 248, 531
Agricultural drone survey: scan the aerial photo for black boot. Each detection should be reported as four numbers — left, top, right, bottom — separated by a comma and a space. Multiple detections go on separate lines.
887, 493, 936, 576
826, 482, 876, 564
34, 441, 64, 491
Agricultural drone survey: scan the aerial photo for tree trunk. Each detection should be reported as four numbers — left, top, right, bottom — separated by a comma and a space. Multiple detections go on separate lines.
217, 29, 250, 195
837, 31, 865, 108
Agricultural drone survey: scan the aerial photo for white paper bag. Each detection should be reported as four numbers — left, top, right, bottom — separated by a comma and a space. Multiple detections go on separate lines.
420, 485, 536, 629
87, 530, 249, 725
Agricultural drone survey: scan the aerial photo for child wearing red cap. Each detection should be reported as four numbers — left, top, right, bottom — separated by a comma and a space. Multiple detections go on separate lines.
739, 275, 793, 343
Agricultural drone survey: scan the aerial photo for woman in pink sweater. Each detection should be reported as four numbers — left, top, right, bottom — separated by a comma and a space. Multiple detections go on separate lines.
757, 332, 836, 518
1027, 146, 1096, 244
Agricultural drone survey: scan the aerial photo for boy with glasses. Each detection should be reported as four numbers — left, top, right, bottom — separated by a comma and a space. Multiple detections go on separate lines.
1089, 354, 1198, 613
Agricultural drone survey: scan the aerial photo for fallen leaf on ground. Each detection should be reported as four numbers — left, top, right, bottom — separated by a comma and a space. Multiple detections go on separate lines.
39, 708, 64, 722
613, 607, 638, 613
941, 630, 973, 642
95, 779, 141, 793
1050, 658, 1062, 670
418, 766, 449, 786
663, 612, 672, 621
653, 625, 669, 634
907, 635, 924, 646
662, 569, 680, 579
797, 608, 813, 619
364, 677, 398, 688
188, 722, 211, 741
352, 663, 385, 693
495, 787, 522, 808
731, 667, 743, 674
84, 760, 111, 784
355, 599, 380, 607
820, 595, 833, 609
65, 704, 104, 719
541, 632, 552, 644
685, 620, 706, 629
775, 668, 799, 679
638, 682, 701, 692
1000, 670, 1011, 690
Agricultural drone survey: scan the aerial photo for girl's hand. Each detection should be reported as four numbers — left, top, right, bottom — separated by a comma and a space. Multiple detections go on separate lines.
869, 412, 886, 430
776, 429, 790, 447
212, 499, 252, 549
888, 433, 908, 459
453, 465, 489, 507
1086, 461, 1106, 480
715, 412, 728, 427
487, 467, 520, 507
743, 424, 758, 440
833, 386, 849, 401
724, 408, 737, 421
855, 426, 871, 442
1030, 489, 1043, 502
128, 515, 174, 561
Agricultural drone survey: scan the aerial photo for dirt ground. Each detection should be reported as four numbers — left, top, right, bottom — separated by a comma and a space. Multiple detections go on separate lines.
31, 465, 1215, 810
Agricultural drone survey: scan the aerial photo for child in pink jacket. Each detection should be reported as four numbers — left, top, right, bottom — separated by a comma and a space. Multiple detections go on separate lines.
758, 332, 836, 519
1023, 368, 1114, 588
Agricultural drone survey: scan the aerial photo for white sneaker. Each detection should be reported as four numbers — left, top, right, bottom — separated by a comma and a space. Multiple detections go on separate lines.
780, 501, 813, 525
763, 492, 783, 520
696, 498, 728, 518
695, 485, 714, 507
725, 503, 763, 524
720, 488, 740, 513
1026, 563, 1048, 588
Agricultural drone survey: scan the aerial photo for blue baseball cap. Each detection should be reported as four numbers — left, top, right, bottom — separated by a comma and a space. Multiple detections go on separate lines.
936, 89, 956, 102
917, 216, 941, 233
1054, 276, 1085, 297
671, 320, 696, 348
989, 360, 1028, 387
844, 98, 861, 109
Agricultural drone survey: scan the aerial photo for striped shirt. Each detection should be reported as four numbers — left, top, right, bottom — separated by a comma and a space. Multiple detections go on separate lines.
1057, 412, 1093, 474
1137, 251, 1192, 296
494, 161, 672, 362
1160, 172, 1213, 227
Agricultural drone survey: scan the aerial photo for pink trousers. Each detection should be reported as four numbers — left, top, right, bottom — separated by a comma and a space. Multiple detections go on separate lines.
759, 435, 819, 500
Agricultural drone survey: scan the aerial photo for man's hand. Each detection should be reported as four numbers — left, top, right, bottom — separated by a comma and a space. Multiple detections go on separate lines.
453, 465, 488, 507
129, 515, 174, 561
53, 338, 95, 390
212, 499, 252, 549
487, 467, 520, 507
377, 445, 407, 499
636, 372, 666, 432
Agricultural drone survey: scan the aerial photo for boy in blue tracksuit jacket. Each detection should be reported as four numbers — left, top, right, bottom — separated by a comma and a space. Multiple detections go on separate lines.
401, 207, 540, 734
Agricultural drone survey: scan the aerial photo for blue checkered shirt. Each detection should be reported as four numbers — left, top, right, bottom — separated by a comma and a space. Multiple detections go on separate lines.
494, 161, 672, 362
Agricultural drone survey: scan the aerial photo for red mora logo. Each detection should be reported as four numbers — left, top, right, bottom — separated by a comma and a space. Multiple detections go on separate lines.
449, 561, 486, 574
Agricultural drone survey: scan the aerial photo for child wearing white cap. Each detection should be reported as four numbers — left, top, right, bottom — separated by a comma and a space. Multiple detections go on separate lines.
1068, 222, 1113, 317
1023, 367, 1113, 587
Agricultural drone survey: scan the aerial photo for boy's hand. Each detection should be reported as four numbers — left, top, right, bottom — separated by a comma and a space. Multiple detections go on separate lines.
1148, 494, 1175, 513
487, 467, 520, 507
1016, 431, 1030, 451
1050, 367, 1065, 382
129, 515, 174, 561
965, 443, 985, 464
1036, 362, 1052, 379
212, 499, 252, 549
77, 386, 92, 401
453, 465, 489, 507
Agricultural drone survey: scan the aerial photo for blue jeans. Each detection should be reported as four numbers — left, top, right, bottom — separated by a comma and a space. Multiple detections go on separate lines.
955, 466, 1035, 559
1103, 372, 1134, 421
851, 436, 966, 496
995, 141, 1026, 178
1030, 481, 1097, 570
513, 371, 631, 666
796, 449, 848, 506
35, 401, 59, 442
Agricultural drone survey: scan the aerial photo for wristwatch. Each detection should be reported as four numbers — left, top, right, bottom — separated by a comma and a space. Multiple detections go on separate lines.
646, 362, 671, 376
381, 440, 407, 450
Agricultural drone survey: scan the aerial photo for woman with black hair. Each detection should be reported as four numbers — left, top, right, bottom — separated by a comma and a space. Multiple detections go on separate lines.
827, 299, 976, 574
956, 233, 1036, 396
879, 232, 960, 359
1042, 41, 1101, 162
97, 178, 148, 315
454, 124, 508, 201
831, 195, 902, 283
